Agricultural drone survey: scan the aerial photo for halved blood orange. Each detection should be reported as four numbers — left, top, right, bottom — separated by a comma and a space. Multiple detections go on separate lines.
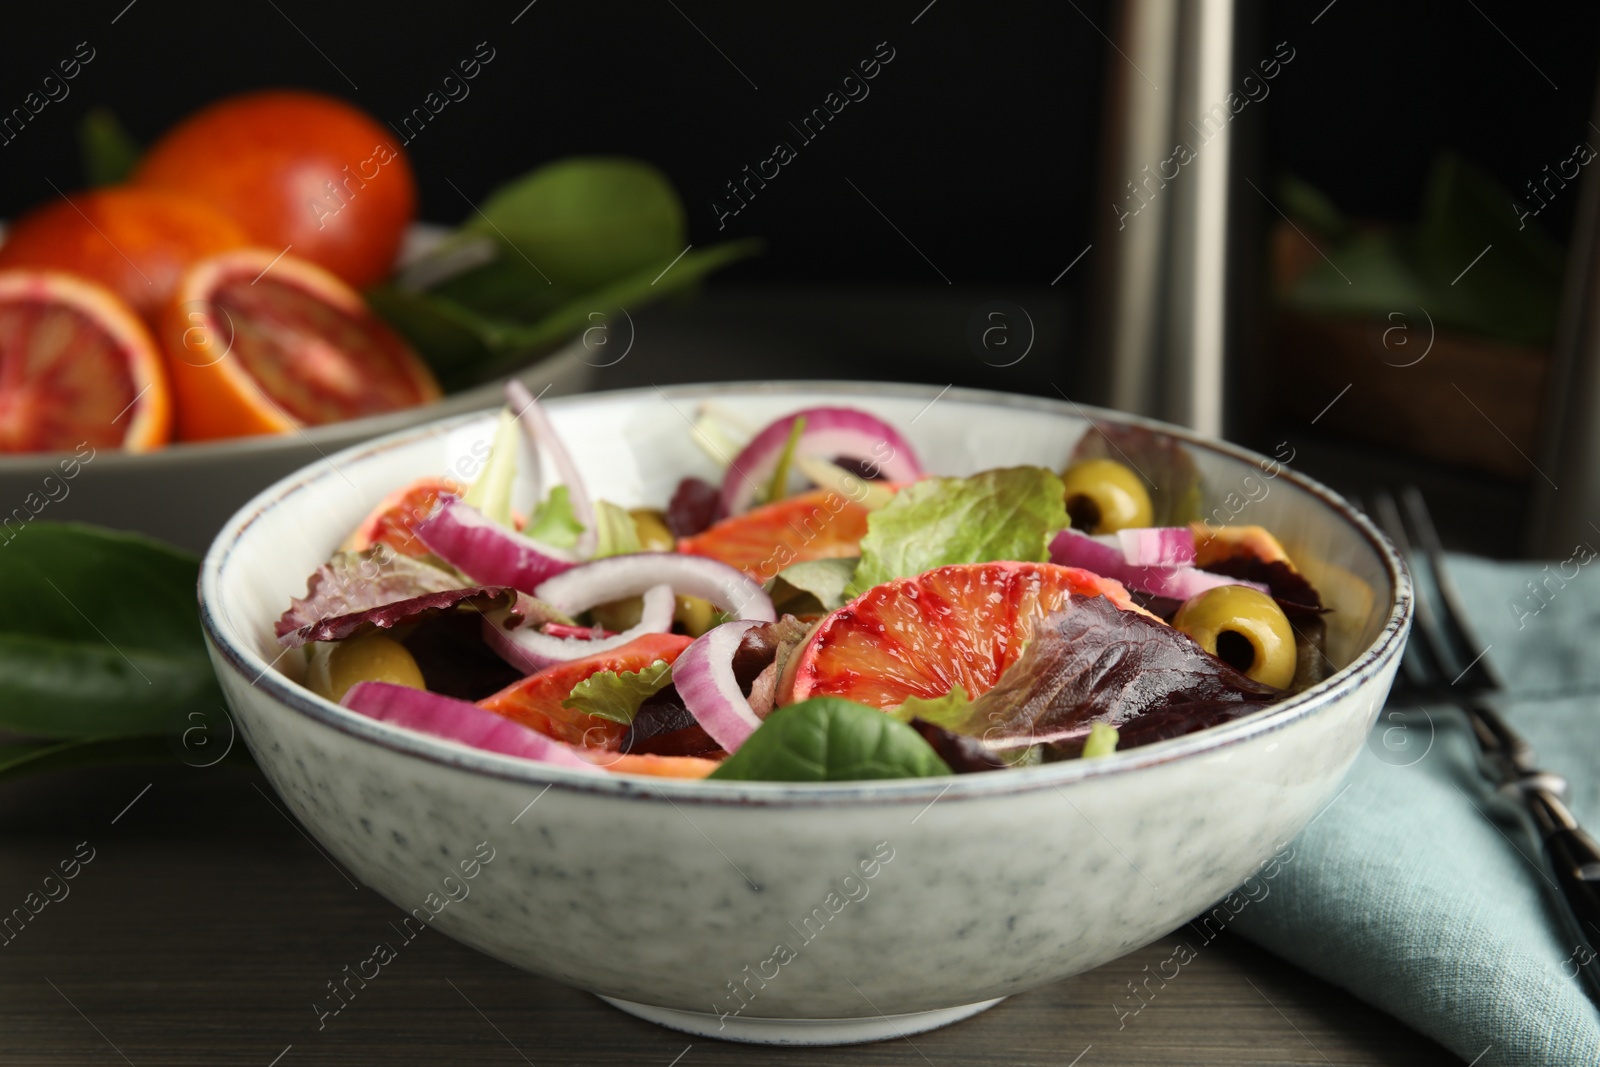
477, 632, 693, 748
0, 271, 170, 453
787, 561, 1147, 710
159, 249, 440, 441
0, 187, 248, 322
678, 488, 871, 581
342, 476, 462, 559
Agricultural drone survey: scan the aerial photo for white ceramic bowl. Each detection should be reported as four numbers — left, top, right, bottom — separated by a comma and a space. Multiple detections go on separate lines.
199, 382, 1411, 1046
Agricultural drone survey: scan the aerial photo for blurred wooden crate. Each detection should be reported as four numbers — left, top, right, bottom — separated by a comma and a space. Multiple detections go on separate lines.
1267, 226, 1549, 482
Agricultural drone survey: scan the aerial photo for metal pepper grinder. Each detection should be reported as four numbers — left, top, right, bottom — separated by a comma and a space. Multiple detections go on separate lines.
1087, 0, 1240, 439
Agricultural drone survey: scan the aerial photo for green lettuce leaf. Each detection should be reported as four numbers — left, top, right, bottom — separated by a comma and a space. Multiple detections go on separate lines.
764, 415, 807, 504
593, 501, 642, 558
1081, 721, 1120, 758
888, 686, 973, 731
770, 557, 859, 613
709, 698, 950, 782
525, 486, 584, 549
560, 660, 673, 725
852, 467, 1068, 590
462, 408, 520, 528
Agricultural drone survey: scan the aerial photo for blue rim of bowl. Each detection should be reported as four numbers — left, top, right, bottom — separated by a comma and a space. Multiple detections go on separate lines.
199, 380, 1413, 808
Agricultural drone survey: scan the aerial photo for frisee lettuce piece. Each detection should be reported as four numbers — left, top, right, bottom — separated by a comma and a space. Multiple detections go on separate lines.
1081, 721, 1119, 759
463, 409, 521, 529
889, 686, 972, 731
764, 415, 807, 504
525, 486, 584, 548
593, 500, 642, 558
852, 467, 1069, 590
560, 660, 673, 724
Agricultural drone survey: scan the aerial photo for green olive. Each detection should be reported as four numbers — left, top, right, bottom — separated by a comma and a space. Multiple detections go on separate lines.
629, 508, 676, 551
1172, 585, 1297, 689
306, 632, 426, 703
590, 596, 644, 632
674, 595, 718, 637
1060, 458, 1153, 533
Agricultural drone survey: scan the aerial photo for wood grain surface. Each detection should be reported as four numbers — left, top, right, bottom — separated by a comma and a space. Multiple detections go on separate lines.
0, 762, 1462, 1066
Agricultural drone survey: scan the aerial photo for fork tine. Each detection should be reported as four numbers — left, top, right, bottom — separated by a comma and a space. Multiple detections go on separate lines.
1399, 487, 1504, 691
1370, 489, 1449, 694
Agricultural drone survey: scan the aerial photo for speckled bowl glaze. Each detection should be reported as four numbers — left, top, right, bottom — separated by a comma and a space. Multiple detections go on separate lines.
199, 383, 1411, 1046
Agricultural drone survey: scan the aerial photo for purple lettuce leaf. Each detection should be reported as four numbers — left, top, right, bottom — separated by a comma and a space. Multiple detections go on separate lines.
276, 550, 466, 643
907, 718, 1008, 773
961, 595, 1278, 750
280, 585, 515, 649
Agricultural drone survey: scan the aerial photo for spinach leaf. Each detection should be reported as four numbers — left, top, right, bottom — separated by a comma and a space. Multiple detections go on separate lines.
0, 523, 222, 739
709, 698, 951, 782
0, 736, 175, 779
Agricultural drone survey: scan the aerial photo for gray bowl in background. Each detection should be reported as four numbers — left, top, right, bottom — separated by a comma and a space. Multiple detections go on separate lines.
0, 341, 595, 553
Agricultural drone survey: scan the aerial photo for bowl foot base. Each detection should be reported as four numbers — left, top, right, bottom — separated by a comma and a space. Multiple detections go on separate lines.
597, 994, 1006, 1046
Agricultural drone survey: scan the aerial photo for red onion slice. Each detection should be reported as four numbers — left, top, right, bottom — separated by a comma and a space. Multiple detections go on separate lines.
416, 496, 578, 593
671, 620, 764, 751
1116, 527, 1197, 567
534, 552, 775, 622
484, 584, 676, 672
720, 407, 924, 515
1049, 528, 1267, 601
341, 681, 598, 771
506, 380, 597, 558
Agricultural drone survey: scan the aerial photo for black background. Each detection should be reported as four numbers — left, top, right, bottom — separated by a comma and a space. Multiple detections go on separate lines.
3, 0, 1596, 287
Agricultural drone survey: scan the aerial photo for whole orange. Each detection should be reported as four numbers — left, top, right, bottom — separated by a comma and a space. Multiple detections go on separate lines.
134, 90, 417, 288
0, 188, 248, 322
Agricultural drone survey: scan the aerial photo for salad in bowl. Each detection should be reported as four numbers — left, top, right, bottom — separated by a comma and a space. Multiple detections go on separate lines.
202, 382, 1406, 1042
272, 381, 1338, 783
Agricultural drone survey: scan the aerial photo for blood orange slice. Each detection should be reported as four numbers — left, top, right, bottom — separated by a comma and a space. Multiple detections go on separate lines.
478, 632, 693, 748
342, 477, 462, 559
159, 249, 440, 441
678, 489, 871, 581
0, 271, 170, 453
603, 753, 719, 778
787, 561, 1147, 710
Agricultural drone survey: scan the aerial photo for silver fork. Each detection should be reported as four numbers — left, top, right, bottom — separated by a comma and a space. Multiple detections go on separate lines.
1369, 487, 1600, 1002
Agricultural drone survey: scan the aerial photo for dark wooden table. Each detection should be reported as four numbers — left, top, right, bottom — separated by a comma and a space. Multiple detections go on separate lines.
0, 761, 1460, 1066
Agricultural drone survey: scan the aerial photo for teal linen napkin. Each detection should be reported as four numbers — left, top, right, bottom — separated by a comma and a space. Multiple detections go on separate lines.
1231, 555, 1600, 1066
